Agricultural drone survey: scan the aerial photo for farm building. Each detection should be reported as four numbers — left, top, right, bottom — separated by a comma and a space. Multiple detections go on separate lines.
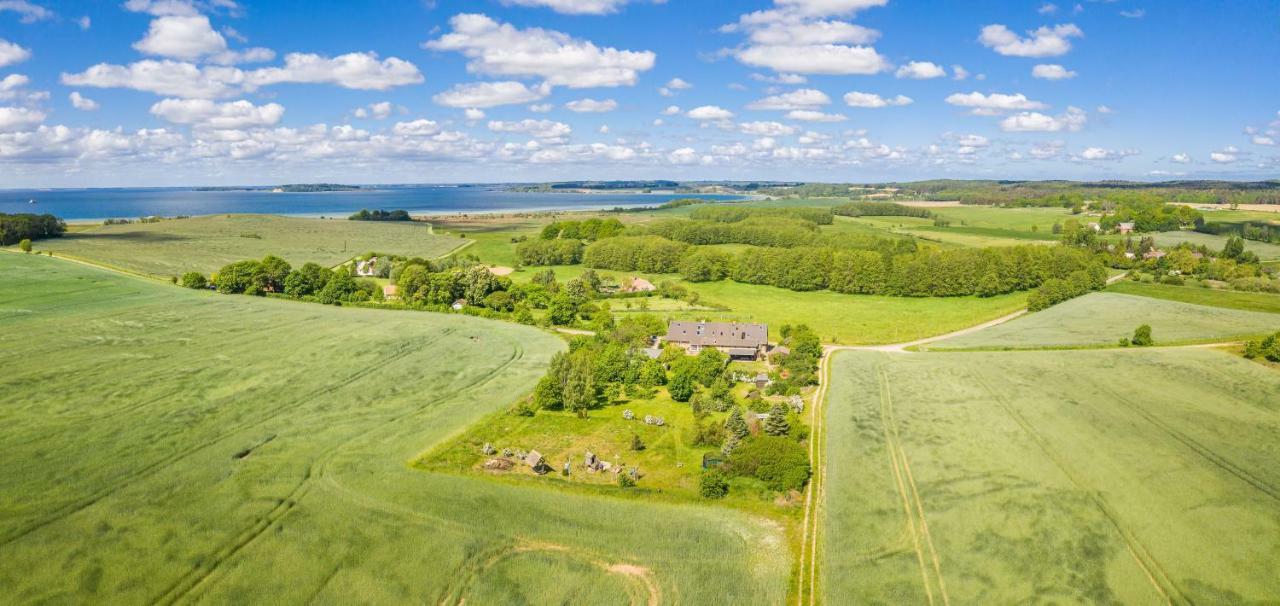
621, 276, 656, 293
664, 321, 768, 360
1117, 222, 1136, 234
382, 284, 398, 300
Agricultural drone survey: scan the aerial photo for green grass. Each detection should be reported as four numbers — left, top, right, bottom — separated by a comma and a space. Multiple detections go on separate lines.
23, 214, 465, 278
822, 348, 1280, 604
1107, 280, 1280, 314
0, 252, 789, 604
928, 292, 1280, 350
1148, 230, 1280, 260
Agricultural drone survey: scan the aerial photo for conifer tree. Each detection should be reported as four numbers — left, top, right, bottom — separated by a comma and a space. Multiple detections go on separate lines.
765, 403, 790, 436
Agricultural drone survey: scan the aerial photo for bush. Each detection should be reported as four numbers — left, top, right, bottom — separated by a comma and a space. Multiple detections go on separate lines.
19, 238, 32, 252
179, 271, 207, 289
699, 469, 730, 499
726, 435, 810, 492
1131, 324, 1154, 347
617, 472, 636, 488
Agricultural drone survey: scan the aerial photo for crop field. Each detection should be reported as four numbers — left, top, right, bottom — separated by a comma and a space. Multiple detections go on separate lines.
928, 292, 1280, 350
1149, 230, 1280, 260
1107, 280, 1280, 314
0, 253, 789, 604
24, 214, 465, 278
822, 349, 1280, 604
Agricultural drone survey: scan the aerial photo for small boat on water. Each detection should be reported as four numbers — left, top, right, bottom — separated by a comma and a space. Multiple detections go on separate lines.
28, 199, 37, 204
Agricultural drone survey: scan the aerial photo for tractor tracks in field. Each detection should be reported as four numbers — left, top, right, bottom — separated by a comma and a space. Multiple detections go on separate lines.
158, 339, 529, 605
968, 367, 1184, 606
0, 332, 449, 549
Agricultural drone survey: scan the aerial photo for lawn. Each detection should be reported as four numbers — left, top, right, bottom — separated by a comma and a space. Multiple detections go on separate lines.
822, 349, 1280, 604
1149, 230, 1280, 260
928, 292, 1280, 350
0, 252, 789, 604
23, 214, 465, 279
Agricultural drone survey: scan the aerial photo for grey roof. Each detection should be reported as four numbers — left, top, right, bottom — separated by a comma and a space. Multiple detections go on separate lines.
724, 347, 760, 357
665, 321, 767, 349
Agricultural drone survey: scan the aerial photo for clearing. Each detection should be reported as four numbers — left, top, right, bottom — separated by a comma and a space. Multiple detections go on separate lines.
822, 348, 1280, 604
0, 252, 789, 604
1149, 230, 1280, 261
25, 214, 465, 278
927, 291, 1280, 350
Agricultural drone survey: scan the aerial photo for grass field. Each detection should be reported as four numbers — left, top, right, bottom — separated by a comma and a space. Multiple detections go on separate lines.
928, 292, 1280, 350
0, 253, 789, 604
1108, 280, 1280, 314
822, 348, 1280, 604
22, 214, 465, 278
1149, 230, 1280, 260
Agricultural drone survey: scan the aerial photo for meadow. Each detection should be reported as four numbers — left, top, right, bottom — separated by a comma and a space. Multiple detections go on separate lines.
1149, 230, 1280, 260
0, 252, 790, 604
822, 348, 1280, 604
1107, 280, 1280, 314
24, 214, 464, 278
927, 292, 1280, 350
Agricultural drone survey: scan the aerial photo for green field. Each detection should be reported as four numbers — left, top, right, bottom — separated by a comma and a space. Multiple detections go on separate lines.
1108, 280, 1280, 314
822, 348, 1280, 604
24, 214, 465, 278
0, 253, 789, 604
928, 292, 1280, 350
1149, 230, 1280, 260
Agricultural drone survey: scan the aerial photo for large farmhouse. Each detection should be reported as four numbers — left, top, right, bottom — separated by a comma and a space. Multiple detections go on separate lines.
665, 321, 768, 360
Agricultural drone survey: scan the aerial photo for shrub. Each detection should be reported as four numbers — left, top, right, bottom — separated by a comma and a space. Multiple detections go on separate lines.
699, 469, 729, 499
1131, 324, 1154, 347
19, 238, 32, 252
630, 434, 646, 451
617, 472, 635, 488
180, 271, 207, 289
726, 435, 810, 492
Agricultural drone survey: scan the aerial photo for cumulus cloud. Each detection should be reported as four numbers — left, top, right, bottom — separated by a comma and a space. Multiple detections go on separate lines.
750, 72, 808, 85
999, 106, 1087, 132
425, 13, 655, 88
658, 77, 691, 96
726, 0, 890, 75
0, 0, 54, 23
1210, 146, 1239, 163
746, 20, 880, 46
246, 52, 423, 90
687, 105, 734, 120
488, 118, 572, 139
0, 106, 46, 131
434, 81, 549, 108
894, 61, 945, 79
1074, 146, 1138, 161
786, 109, 846, 122
0, 73, 28, 94
133, 15, 228, 60
1171, 152, 1191, 163
150, 98, 284, 129
735, 44, 888, 75
464, 108, 485, 121
565, 98, 617, 112
529, 103, 553, 113
843, 91, 912, 108
353, 101, 393, 120
499, 0, 647, 15
62, 60, 245, 98
0, 39, 32, 68
69, 92, 99, 111
739, 121, 797, 136
1031, 64, 1077, 80
945, 91, 1047, 115
979, 23, 1083, 57
667, 147, 701, 164
746, 88, 830, 110
951, 65, 969, 80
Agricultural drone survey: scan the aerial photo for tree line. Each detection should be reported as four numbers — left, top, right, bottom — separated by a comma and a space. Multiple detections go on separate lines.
539, 217, 624, 241
688, 205, 834, 225
348, 209, 411, 221
1, 213, 66, 246
832, 201, 933, 219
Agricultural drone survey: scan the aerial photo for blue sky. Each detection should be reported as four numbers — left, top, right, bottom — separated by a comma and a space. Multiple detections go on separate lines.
0, 0, 1276, 187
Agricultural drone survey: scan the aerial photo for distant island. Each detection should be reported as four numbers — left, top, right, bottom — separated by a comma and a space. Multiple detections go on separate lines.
194, 184, 362, 193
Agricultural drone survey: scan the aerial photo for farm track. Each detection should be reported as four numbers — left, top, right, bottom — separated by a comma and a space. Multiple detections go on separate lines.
0, 331, 449, 548
164, 340, 527, 604
967, 367, 1183, 606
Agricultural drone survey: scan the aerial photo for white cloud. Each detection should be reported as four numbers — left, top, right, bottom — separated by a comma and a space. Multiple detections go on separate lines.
667, 147, 700, 164
1000, 106, 1087, 132
786, 109, 846, 122
687, 105, 734, 120
979, 23, 1083, 57
1096, 105, 1113, 114
945, 91, 1047, 113
134, 16, 228, 61
489, 118, 573, 139
658, 77, 692, 96
1031, 64, 1077, 80
529, 103, 553, 113
952, 65, 969, 80
0, 106, 45, 131
392, 119, 442, 137
0, 39, 32, 68
246, 52, 422, 91
751, 72, 808, 85
61, 60, 245, 98
1039, 3, 1058, 14
739, 121, 797, 136
0, 0, 54, 23
353, 101, 393, 120
69, 92, 99, 111
746, 20, 880, 46
1171, 152, 1191, 163
464, 108, 485, 121
498, 0, 644, 15
1120, 9, 1144, 18
746, 88, 830, 110
0, 73, 28, 93
425, 13, 655, 88
662, 105, 680, 115
894, 61, 945, 79
1252, 135, 1275, 146
1075, 146, 1137, 161
843, 91, 912, 108
77, 15, 91, 30
565, 98, 617, 113
434, 81, 548, 108
735, 43, 888, 75
208, 47, 276, 66
1210, 146, 1239, 163
150, 98, 284, 129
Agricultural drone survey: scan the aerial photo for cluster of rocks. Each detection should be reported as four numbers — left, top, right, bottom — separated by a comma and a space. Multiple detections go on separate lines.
481, 442, 549, 475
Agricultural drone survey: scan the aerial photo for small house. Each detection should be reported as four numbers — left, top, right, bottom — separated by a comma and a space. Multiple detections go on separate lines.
753, 373, 771, 390
382, 284, 399, 300
1143, 249, 1167, 260
1117, 222, 1136, 234
621, 277, 656, 293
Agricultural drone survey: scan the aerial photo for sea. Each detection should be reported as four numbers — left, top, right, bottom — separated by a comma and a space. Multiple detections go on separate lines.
0, 185, 748, 221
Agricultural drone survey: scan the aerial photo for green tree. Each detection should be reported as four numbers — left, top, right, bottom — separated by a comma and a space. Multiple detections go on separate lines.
215, 260, 264, 294
561, 351, 598, 418
179, 271, 207, 289
547, 292, 579, 325
666, 358, 698, 402
726, 435, 810, 492
725, 407, 749, 440
18, 238, 31, 252
699, 469, 729, 499
764, 403, 790, 436
1131, 324, 1154, 347
285, 262, 332, 298
259, 255, 292, 292
1223, 236, 1246, 260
